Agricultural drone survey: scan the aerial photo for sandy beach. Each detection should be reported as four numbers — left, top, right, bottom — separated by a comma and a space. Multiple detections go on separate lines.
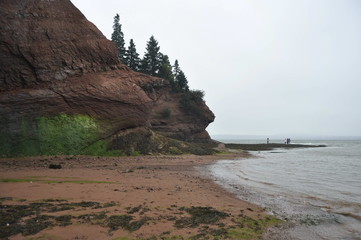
0, 153, 283, 240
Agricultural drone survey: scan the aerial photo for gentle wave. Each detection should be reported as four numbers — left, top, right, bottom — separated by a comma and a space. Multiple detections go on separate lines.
206, 140, 361, 240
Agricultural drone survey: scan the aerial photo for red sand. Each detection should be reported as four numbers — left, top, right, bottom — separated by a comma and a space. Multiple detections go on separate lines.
0, 154, 267, 240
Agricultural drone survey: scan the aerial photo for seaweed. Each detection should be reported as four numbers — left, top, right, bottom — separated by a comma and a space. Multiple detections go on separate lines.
174, 207, 229, 228
0, 197, 13, 202
127, 205, 142, 214
228, 215, 284, 240
22, 215, 53, 236
48, 203, 75, 212
107, 215, 133, 231
55, 215, 72, 226
73, 201, 100, 208
0, 198, 284, 239
0, 199, 122, 238
102, 201, 117, 208
78, 211, 107, 224
107, 215, 148, 232
127, 218, 149, 232
43, 198, 67, 203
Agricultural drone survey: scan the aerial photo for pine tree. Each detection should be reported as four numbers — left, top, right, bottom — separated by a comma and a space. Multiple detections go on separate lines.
157, 54, 174, 81
111, 14, 126, 61
125, 39, 140, 71
141, 36, 162, 76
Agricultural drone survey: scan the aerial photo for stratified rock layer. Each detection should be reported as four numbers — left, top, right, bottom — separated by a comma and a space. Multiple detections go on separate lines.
0, 0, 119, 91
0, 0, 214, 150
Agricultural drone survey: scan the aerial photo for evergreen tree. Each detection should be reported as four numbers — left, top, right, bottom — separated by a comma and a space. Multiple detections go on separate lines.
125, 39, 140, 71
157, 54, 174, 81
176, 70, 189, 92
111, 14, 126, 61
141, 36, 162, 76
171, 60, 189, 92
173, 59, 181, 78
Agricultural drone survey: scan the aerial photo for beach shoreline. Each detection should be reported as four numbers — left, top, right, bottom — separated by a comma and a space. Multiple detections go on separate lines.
206, 141, 361, 240
0, 153, 282, 240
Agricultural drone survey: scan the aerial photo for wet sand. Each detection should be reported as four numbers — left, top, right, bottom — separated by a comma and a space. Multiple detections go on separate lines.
0, 153, 281, 240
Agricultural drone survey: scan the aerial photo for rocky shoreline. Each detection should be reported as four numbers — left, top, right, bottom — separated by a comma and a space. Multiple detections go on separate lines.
224, 143, 326, 151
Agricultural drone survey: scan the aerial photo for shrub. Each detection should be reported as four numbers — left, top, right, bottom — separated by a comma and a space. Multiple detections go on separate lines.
160, 108, 172, 119
189, 89, 205, 102
180, 90, 205, 116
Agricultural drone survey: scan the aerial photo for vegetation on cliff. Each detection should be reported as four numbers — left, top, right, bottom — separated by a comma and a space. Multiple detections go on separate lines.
111, 14, 201, 101
0, 114, 218, 158
0, 115, 114, 157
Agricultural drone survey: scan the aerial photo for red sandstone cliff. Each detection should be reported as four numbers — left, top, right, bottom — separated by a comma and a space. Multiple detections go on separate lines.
0, 0, 214, 153
0, 0, 119, 90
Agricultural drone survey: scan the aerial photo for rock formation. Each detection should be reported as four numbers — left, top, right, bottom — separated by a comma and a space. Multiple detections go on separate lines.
0, 0, 215, 155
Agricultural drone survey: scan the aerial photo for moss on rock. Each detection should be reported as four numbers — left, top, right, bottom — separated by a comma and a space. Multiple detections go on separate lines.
110, 128, 218, 156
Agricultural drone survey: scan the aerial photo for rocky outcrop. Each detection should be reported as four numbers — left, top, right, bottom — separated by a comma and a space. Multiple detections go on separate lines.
0, 0, 119, 91
147, 89, 214, 142
0, 0, 214, 154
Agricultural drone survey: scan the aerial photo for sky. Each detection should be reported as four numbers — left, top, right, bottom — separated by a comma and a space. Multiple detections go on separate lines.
71, 0, 361, 138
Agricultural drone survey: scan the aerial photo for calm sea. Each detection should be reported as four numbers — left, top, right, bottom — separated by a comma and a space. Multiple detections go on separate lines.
205, 140, 361, 240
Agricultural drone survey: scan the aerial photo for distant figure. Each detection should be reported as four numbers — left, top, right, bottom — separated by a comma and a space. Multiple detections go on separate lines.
288, 138, 291, 144
267, 138, 269, 144
284, 138, 287, 144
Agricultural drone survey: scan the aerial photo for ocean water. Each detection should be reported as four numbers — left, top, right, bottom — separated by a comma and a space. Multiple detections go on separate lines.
205, 140, 361, 240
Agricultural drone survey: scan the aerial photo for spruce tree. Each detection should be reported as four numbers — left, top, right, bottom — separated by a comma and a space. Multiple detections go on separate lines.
173, 59, 181, 78
125, 39, 140, 71
111, 14, 126, 61
141, 36, 161, 76
176, 70, 189, 92
171, 60, 189, 92
158, 54, 174, 81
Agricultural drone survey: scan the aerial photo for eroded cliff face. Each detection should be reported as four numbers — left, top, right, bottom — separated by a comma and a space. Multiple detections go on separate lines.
0, 0, 215, 155
0, 0, 119, 91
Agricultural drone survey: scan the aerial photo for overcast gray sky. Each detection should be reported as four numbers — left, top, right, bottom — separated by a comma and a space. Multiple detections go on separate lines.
71, 0, 361, 137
